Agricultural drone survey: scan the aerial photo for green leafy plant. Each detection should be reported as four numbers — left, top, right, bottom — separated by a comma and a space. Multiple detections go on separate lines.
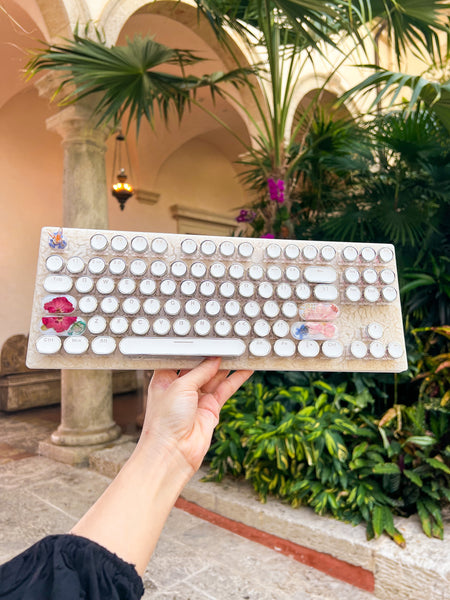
411, 326, 450, 408
206, 379, 450, 544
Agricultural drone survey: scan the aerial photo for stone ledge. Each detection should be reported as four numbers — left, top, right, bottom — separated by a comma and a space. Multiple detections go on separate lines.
88, 443, 450, 600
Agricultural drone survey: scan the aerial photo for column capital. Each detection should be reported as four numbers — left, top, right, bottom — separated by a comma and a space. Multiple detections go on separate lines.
46, 101, 111, 148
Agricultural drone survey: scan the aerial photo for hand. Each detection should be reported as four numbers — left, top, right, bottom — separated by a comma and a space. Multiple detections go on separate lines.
138, 357, 253, 473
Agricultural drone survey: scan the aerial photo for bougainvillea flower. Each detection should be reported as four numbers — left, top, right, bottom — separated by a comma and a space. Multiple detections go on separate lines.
267, 178, 285, 203
42, 316, 77, 333
236, 209, 256, 223
261, 232, 275, 238
44, 296, 75, 314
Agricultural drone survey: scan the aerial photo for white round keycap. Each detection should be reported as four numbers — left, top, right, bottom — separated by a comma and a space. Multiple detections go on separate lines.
344, 267, 360, 283
382, 286, 397, 302
79, 296, 98, 313
200, 281, 216, 297
350, 341, 367, 358
88, 316, 107, 334
64, 336, 89, 354
171, 261, 187, 277
130, 260, 147, 277
364, 286, 380, 302
90, 234, 108, 251
181, 239, 197, 255
238, 242, 254, 258
109, 259, 126, 276
153, 318, 171, 335
298, 340, 320, 358
131, 236, 148, 253
367, 322, 383, 339
274, 339, 295, 357
285, 244, 300, 259
180, 280, 196, 296
194, 319, 211, 336
219, 282, 235, 298
139, 279, 155, 295
36, 335, 62, 354
239, 281, 255, 298
282, 302, 297, 319
43, 275, 73, 294
229, 264, 245, 279
143, 299, 161, 315
111, 235, 128, 252
214, 319, 232, 337
343, 246, 358, 262
295, 284, 311, 300
76, 277, 94, 293
46, 255, 64, 272
88, 258, 106, 275
273, 320, 289, 337
150, 260, 166, 277
345, 286, 361, 302
248, 265, 264, 280
361, 247, 376, 262
201, 240, 216, 256
379, 247, 394, 263
321, 245, 336, 261
118, 278, 137, 295
110, 317, 129, 334
244, 301, 260, 318
267, 266, 282, 281
151, 237, 168, 254
322, 340, 344, 358
363, 269, 378, 284
249, 339, 271, 357
380, 269, 395, 285
303, 245, 317, 260
276, 283, 292, 300
314, 284, 338, 301
225, 300, 240, 317
164, 299, 181, 316
173, 318, 191, 336
67, 257, 85, 274
387, 341, 403, 359
100, 297, 119, 314
234, 320, 251, 337
91, 336, 117, 355
254, 319, 270, 337
258, 282, 273, 299
219, 241, 235, 257
191, 262, 207, 278
160, 279, 176, 295
285, 266, 300, 282
210, 263, 226, 278
122, 297, 140, 315
205, 300, 221, 316
185, 299, 201, 316
369, 341, 385, 358
96, 277, 115, 294
263, 301, 280, 318
267, 243, 281, 259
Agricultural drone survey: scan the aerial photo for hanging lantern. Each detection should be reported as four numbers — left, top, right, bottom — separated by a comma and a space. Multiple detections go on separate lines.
111, 131, 134, 210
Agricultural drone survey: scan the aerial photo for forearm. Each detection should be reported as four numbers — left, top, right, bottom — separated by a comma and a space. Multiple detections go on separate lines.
71, 440, 193, 575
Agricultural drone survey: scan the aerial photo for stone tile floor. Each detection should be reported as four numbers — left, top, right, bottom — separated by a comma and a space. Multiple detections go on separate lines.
0, 402, 375, 599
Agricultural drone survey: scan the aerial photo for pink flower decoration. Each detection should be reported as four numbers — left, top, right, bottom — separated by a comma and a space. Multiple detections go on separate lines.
42, 316, 77, 333
261, 233, 275, 238
44, 296, 74, 314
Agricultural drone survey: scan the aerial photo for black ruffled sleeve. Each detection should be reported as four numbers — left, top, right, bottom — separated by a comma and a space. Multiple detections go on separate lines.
0, 534, 144, 599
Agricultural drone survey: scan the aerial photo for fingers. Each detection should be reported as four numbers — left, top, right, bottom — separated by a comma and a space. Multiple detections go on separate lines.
200, 369, 230, 394
212, 369, 254, 410
178, 357, 222, 390
149, 369, 178, 391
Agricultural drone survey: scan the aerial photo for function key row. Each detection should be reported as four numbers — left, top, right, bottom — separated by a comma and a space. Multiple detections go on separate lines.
87, 234, 394, 263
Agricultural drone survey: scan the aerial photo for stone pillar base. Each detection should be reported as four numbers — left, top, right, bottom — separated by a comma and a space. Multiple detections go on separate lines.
39, 433, 138, 467
51, 422, 122, 447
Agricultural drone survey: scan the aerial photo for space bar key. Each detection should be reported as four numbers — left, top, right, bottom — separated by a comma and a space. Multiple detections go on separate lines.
119, 337, 246, 357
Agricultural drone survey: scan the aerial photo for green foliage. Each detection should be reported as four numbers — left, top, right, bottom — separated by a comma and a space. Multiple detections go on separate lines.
411, 326, 450, 408
205, 379, 450, 544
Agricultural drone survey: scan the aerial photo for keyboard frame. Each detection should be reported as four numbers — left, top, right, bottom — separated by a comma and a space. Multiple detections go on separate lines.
26, 226, 408, 372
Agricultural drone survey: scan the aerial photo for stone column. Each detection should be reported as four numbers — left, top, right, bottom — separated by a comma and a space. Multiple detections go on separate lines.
41, 99, 121, 460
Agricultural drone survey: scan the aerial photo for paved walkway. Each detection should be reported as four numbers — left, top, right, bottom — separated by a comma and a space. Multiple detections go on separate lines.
0, 408, 375, 599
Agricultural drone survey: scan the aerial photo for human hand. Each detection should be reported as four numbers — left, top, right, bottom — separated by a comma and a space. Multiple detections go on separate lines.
138, 357, 253, 473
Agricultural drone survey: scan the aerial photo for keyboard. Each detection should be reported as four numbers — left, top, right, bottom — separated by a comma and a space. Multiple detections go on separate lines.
26, 226, 407, 372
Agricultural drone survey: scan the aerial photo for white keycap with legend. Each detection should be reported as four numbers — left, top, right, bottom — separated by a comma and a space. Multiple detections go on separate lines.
26, 226, 407, 372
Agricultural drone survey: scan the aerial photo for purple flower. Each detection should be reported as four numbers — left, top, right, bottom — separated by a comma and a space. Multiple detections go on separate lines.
261, 233, 275, 239
267, 178, 285, 203
236, 209, 256, 223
